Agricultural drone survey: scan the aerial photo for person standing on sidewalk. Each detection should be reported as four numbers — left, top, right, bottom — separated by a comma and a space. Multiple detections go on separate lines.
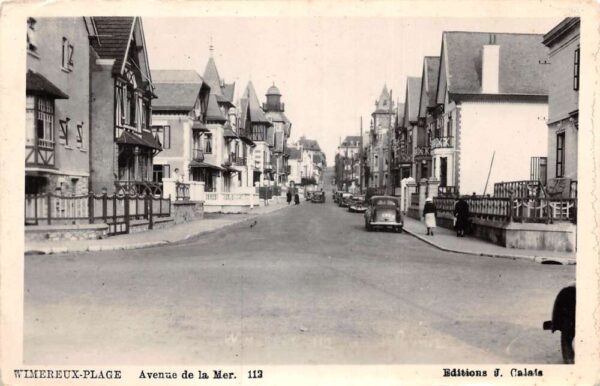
294, 192, 300, 205
423, 197, 437, 236
286, 190, 292, 205
454, 196, 470, 237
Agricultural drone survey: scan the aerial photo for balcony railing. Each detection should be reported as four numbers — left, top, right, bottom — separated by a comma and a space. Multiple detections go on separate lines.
192, 148, 205, 161
228, 153, 246, 166
114, 180, 163, 196
434, 196, 576, 224
430, 136, 453, 149
25, 138, 56, 167
414, 146, 431, 157
494, 180, 541, 198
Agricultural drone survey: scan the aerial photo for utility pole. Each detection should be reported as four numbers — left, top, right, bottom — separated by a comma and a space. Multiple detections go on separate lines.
359, 116, 363, 194
386, 90, 393, 195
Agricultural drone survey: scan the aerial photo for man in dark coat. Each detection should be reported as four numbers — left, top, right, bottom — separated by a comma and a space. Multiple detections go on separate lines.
286, 190, 292, 205
294, 193, 300, 205
454, 197, 470, 237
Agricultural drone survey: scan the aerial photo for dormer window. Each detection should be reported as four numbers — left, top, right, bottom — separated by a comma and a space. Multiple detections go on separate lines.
27, 18, 37, 53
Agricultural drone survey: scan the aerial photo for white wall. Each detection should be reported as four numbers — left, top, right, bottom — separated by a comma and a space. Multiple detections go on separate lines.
459, 100, 548, 195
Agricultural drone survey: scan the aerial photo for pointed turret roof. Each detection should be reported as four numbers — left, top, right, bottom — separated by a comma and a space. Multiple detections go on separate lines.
203, 57, 224, 97
242, 81, 270, 123
205, 93, 226, 122
374, 84, 394, 113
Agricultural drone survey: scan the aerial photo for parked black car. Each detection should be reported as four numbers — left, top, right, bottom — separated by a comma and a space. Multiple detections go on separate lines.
311, 191, 326, 203
364, 196, 403, 232
543, 283, 575, 364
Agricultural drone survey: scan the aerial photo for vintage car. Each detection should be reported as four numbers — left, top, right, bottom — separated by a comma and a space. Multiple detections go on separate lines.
338, 193, 353, 208
364, 196, 403, 232
543, 283, 575, 364
348, 195, 366, 213
311, 191, 326, 203
304, 191, 314, 201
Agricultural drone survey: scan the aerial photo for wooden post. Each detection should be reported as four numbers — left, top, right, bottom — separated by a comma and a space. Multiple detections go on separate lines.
88, 193, 94, 224
47, 193, 52, 225
113, 195, 117, 227
148, 196, 154, 230
102, 193, 108, 223
507, 194, 513, 222
125, 194, 130, 233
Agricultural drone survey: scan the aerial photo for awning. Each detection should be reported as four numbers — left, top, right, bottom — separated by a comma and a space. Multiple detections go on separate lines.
223, 128, 238, 138
239, 136, 256, 147
26, 70, 69, 99
222, 165, 240, 174
188, 160, 224, 171
116, 130, 162, 150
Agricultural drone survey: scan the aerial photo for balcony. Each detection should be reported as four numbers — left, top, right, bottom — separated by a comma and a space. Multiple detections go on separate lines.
192, 148, 205, 161
25, 138, 56, 168
430, 136, 453, 149
414, 146, 431, 157
228, 153, 246, 166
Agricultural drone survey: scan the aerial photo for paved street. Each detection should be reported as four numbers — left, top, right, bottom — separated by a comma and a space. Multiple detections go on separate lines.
25, 197, 575, 365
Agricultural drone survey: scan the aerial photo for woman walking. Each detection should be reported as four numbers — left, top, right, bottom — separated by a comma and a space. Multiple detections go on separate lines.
286, 190, 292, 205
294, 192, 300, 205
423, 197, 437, 236
454, 196, 470, 237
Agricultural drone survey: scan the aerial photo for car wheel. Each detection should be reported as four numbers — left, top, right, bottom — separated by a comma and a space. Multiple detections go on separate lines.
561, 332, 575, 364
365, 220, 372, 232
396, 226, 403, 233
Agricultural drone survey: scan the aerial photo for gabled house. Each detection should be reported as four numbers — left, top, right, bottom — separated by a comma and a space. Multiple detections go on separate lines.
150, 69, 210, 190
336, 135, 362, 192
25, 17, 94, 195
89, 17, 162, 195
285, 146, 303, 185
263, 84, 292, 186
416, 56, 441, 183
242, 81, 273, 186
201, 51, 241, 193
542, 18, 579, 198
402, 77, 422, 180
431, 31, 549, 195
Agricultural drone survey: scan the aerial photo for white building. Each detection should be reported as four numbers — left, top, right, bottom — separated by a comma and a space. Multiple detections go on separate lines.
431, 32, 549, 195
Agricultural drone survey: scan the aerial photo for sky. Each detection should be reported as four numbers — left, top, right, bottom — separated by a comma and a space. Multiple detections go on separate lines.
144, 17, 561, 162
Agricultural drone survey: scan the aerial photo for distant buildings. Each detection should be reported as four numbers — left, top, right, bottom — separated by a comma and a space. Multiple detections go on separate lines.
287, 136, 326, 185
335, 136, 361, 192
366, 85, 396, 190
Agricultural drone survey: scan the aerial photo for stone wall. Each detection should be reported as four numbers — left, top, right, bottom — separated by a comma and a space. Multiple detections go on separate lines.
26, 223, 109, 242
172, 201, 204, 224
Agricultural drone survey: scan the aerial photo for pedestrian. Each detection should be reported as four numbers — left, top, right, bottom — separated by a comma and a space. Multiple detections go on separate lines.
286, 190, 292, 205
294, 192, 300, 205
423, 197, 437, 236
454, 196, 470, 237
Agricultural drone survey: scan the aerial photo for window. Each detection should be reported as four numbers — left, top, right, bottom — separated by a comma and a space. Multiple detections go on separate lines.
573, 48, 580, 91
447, 115, 453, 138
27, 18, 37, 53
556, 132, 565, 178
204, 133, 212, 153
61, 37, 74, 71
76, 123, 83, 147
59, 119, 69, 145
31, 97, 54, 147
153, 164, 170, 183
151, 125, 170, 149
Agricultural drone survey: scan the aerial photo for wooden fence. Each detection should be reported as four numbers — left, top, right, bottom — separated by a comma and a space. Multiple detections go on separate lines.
494, 180, 541, 198
25, 193, 171, 234
434, 196, 576, 224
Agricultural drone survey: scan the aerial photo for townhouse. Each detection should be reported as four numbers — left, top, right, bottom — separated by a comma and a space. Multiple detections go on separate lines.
150, 70, 211, 193
542, 17, 579, 198
429, 32, 549, 196
263, 84, 292, 186
26, 17, 93, 196
402, 77, 422, 181
415, 56, 440, 187
335, 136, 361, 192
242, 81, 273, 186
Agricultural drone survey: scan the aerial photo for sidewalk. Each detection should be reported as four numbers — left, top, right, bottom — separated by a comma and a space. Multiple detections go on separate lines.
402, 217, 576, 265
25, 200, 293, 255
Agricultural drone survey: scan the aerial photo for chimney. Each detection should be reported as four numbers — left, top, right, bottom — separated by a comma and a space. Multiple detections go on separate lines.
482, 36, 499, 94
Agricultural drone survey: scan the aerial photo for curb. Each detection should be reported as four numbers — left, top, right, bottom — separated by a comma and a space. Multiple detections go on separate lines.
402, 227, 576, 265
25, 203, 291, 255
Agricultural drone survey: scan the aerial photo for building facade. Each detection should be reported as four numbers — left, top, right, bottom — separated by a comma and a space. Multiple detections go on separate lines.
368, 85, 396, 190
431, 32, 549, 196
542, 17, 579, 198
335, 136, 361, 192
150, 70, 211, 188
25, 17, 93, 195
263, 84, 292, 186
89, 17, 161, 195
